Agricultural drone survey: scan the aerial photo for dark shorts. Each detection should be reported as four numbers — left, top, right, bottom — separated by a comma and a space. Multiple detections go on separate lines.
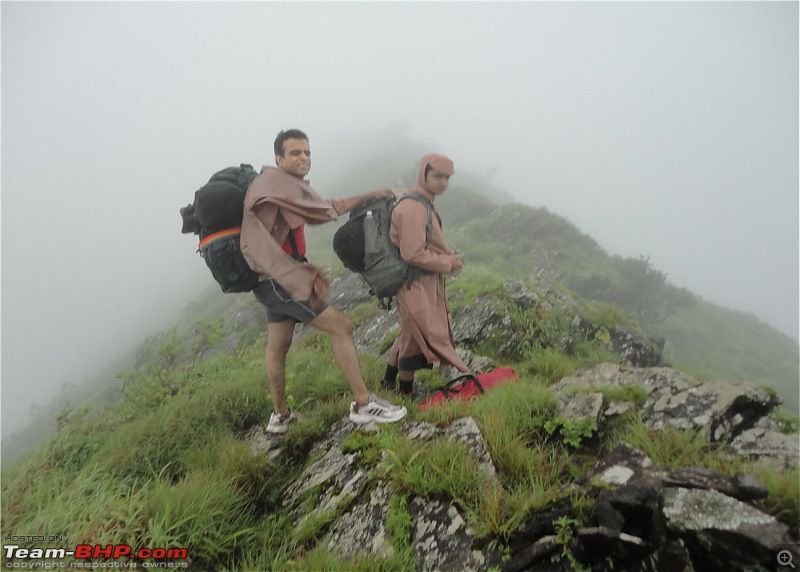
252, 278, 328, 324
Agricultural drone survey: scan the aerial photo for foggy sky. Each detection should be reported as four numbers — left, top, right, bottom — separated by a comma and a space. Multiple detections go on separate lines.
2, 1, 798, 438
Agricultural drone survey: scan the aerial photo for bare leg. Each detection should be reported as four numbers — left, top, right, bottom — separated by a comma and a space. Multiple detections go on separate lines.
265, 320, 296, 416
310, 307, 371, 406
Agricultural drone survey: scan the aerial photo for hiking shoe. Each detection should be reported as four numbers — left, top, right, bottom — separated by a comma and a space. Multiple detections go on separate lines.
398, 379, 414, 396
380, 377, 398, 392
266, 410, 300, 434
349, 394, 407, 424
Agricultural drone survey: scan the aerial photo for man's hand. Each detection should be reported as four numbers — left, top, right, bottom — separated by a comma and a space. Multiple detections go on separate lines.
373, 188, 396, 201
309, 291, 325, 310
306, 263, 330, 308
450, 250, 465, 277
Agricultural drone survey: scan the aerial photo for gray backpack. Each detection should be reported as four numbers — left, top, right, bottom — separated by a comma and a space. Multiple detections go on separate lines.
332, 193, 433, 308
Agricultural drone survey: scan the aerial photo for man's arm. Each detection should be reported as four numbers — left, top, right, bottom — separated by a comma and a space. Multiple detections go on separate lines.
249, 204, 323, 301
391, 200, 461, 275
330, 189, 395, 216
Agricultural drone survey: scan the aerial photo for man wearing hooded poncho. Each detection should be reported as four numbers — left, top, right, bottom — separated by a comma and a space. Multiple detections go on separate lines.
382, 153, 471, 395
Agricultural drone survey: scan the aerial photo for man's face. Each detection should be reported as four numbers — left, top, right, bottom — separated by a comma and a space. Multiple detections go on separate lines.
423, 167, 451, 195
276, 137, 311, 179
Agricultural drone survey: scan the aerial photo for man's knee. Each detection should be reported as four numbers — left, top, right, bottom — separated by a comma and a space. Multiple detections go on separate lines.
312, 307, 354, 337
330, 313, 354, 337
266, 333, 293, 358
267, 342, 292, 359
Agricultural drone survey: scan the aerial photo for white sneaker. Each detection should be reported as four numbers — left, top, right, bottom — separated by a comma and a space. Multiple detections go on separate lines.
266, 410, 300, 434
349, 394, 407, 424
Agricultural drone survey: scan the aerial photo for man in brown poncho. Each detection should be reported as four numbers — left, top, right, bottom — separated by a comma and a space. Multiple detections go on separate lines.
383, 153, 470, 395
241, 129, 407, 433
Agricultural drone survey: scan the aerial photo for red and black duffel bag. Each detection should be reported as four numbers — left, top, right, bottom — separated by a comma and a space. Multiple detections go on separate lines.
418, 367, 520, 411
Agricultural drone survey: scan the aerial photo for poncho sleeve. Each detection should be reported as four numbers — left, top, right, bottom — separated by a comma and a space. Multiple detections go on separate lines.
248, 204, 329, 302
240, 168, 333, 302
390, 200, 458, 274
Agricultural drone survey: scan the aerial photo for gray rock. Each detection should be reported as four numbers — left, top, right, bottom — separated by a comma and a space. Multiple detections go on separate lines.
410, 497, 501, 572
308, 417, 361, 459
503, 278, 540, 309
451, 292, 509, 348
607, 325, 662, 367
571, 316, 662, 367
501, 535, 560, 572
554, 389, 604, 428
444, 417, 498, 481
653, 538, 696, 572
327, 484, 394, 558
730, 416, 800, 470
664, 466, 768, 501
584, 442, 657, 487
401, 420, 442, 443
602, 485, 663, 540
326, 272, 374, 311
556, 364, 790, 463
245, 424, 285, 463
662, 487, 789, 570
230, 275, 797, 572
440, 349, 495, 381
648, 377, 780, 441
353, 310, 400, 355
556, 362, 655, 394
283, 445, 368, 527
577, 526, 652, 562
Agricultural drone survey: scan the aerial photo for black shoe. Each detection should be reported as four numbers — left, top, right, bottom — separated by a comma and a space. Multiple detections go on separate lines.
380, 378, 398, 392
398, 379, 414, 396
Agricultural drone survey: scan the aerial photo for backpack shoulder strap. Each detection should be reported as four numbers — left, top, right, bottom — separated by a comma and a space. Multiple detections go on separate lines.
397, 192, 434, 244
394, 193, 437, 291
285, 227, 307, 263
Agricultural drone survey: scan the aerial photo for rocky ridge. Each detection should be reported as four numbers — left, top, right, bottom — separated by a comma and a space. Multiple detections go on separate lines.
243, 274, 799, 571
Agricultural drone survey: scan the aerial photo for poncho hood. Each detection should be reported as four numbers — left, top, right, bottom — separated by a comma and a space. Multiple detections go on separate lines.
414, 153, 454, 192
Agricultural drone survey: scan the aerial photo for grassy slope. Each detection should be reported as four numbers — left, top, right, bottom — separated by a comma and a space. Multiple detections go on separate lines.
2, 150, 798, 569
653, 302, 800, 413
311, 182, 799, 414
2, 289, 797, 570
279, 134, 800, 412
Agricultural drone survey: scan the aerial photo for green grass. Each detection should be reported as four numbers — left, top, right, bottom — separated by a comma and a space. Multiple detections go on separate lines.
608, 414, 800, 533
3, 260, 798, 570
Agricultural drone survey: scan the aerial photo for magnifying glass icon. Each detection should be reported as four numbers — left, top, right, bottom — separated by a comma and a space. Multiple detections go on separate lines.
778, 550, 796, 568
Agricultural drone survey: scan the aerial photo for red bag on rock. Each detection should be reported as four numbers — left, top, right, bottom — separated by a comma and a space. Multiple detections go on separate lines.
418, 368, 520, 411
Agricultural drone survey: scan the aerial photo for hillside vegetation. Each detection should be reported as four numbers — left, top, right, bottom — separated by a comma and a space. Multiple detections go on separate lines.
313, 156, 799, 414
3, 266, 798, 569
2, 145, 797, 570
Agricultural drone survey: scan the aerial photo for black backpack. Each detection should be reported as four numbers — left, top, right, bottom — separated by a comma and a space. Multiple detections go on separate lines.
332, 193, 433, 308
180, 164, 260, 293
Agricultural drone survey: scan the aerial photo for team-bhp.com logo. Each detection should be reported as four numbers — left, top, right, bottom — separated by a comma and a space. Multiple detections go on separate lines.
3, 541, 189, 569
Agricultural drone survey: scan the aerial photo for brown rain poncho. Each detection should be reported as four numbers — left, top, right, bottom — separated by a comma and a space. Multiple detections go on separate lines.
389, 154, 469, 373
241, 166, 364, 302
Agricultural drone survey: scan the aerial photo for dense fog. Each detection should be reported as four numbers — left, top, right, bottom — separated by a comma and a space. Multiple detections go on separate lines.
2, 2, 797, 439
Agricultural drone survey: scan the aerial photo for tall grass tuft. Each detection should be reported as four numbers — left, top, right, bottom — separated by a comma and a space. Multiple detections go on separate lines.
3, 260, 798, 571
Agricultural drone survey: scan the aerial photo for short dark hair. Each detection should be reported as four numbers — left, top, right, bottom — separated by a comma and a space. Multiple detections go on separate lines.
424, 163, 433, 180
274, 129, 309, 156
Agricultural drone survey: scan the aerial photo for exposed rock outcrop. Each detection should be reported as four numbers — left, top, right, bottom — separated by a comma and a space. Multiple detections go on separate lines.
550, 363, 794, 468
248, 357, 797, 571
203, 273, 797, 570
251, 416, 505, 569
